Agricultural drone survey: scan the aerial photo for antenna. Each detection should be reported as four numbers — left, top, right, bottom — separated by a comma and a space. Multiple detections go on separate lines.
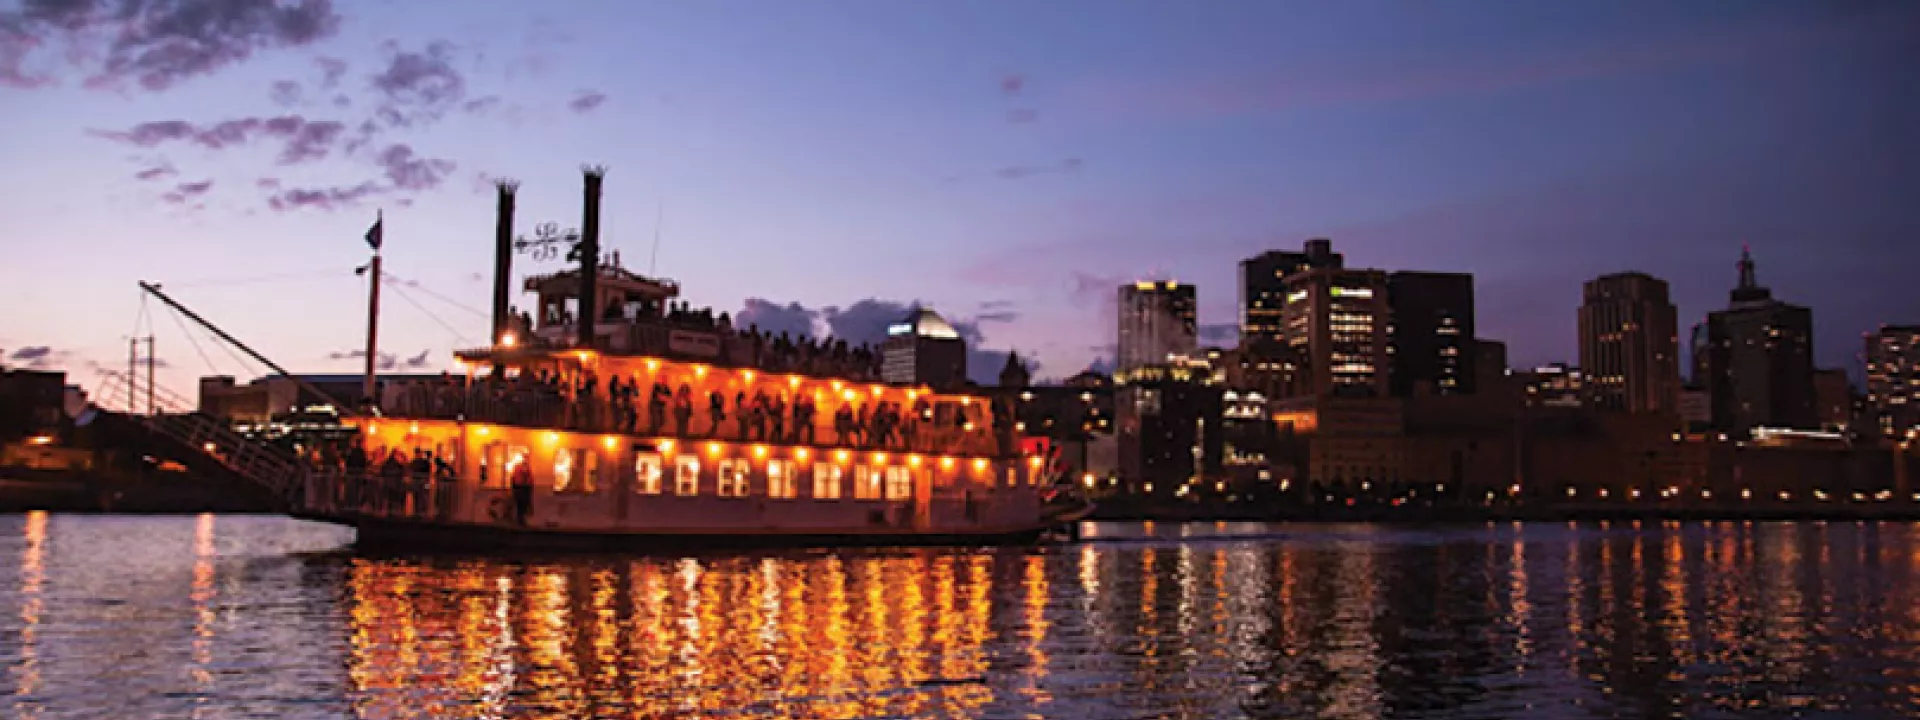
648, 201, 664, 276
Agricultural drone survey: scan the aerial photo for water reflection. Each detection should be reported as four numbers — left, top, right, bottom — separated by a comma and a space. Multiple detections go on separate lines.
7, 519, 1920, 718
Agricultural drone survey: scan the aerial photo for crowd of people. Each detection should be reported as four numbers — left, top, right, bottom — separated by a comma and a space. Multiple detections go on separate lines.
303, 440, 457, 519
507, 300, 889, 381
384, 368, 1005, 456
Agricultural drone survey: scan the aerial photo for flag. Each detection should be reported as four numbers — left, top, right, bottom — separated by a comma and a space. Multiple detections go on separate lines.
364, 212, 383, 251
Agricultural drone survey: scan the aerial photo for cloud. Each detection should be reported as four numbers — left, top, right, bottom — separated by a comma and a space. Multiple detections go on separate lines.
1000, 73, 1026, 97
314, 55, 345, 88
375, 143, 454, 191
461, 96, 502, 114
134, 163, 177, 181
160, 178, 213, 204
267, 181, 381, 211
270, 79, 301, 107
10, 346, 51, 361
326, 348, 396, 371
403, 350, 430, 368
568, 90, 606, 113
995, 157, 1082, 180
6, 345, 77, 370
975, 310, 1019, 323
735, 298, 818, 338
1198, 322, 1239, 345
369, 40, 466, 127
0, 0, 341, 91
92, 115, 348, 164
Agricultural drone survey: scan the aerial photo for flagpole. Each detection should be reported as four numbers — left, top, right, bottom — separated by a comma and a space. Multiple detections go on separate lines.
363, 210, 383, 410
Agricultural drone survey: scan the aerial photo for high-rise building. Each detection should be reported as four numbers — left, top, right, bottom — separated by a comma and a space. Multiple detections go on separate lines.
1865, 324, 1920, 438
1281, 267, 1390, 398
1387, 271, 1477, 396
1116, 281, 1197, 374
1240, 239, 1343, 348
1578, 272, 1679, 414
1812, 368, 1853, 432
1702, 249, 1814, 435
1115, 359, 1223, 494
880, 307, 967, 390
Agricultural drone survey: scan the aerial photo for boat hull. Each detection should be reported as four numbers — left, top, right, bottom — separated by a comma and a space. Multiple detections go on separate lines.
332, 513, 1060, 552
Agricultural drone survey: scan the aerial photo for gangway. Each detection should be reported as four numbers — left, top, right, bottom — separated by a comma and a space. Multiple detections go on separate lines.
92, 370, 304, 506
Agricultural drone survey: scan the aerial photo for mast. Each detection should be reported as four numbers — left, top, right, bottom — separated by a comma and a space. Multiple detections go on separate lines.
363, 230, 383, 407
137, 281, 358, 416
144, 335, 155, 416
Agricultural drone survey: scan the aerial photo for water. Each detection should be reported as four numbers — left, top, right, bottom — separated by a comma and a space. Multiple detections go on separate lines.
4, 516, 1920, 719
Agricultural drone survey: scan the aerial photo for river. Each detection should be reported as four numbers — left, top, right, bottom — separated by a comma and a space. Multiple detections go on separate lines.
4, 514, 1919, 719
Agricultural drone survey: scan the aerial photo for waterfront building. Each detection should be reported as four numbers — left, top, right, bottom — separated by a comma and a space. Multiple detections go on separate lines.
1116, 281, 1197, 373
1578, 272, 1680, 414
1280, 267, 1391, 398
1239, 238, 1344, 348
880, 307, 967, 390
1387, 271, 1477, 396
1813, 368, 1854, 433
1702, 249, 1815, 436
1114, 358, 1222, 496
1865, 324, 1920, 438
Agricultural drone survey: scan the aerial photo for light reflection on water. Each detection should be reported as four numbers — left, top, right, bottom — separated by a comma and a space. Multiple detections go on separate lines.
4, 516, 1920, 718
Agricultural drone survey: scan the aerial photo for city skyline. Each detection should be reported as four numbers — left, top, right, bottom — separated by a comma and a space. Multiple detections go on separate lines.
1, 1, 1916, 395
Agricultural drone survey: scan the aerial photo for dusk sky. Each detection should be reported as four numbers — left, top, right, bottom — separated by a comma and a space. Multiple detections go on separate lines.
1, 0, 1914, 394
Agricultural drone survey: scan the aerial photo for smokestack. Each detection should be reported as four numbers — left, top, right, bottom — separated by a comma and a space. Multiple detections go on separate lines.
491, 180, 517, 345
578, 167, 605, 349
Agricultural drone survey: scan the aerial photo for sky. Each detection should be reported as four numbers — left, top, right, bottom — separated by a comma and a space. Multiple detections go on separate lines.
1, 0, 1915, 396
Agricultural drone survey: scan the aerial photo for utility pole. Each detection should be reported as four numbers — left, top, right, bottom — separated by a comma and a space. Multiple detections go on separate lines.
144, 335, 155, 416
127, 337, 137, 413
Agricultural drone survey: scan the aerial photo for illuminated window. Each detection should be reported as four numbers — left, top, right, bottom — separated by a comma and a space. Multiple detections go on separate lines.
1005, 467, 1018, 488
634, 453, 663, 494
717, 459, 748, 497
553, 448, 574, 492
578, 450, 599, 493
854, 466, 882, 500
767, 460, 796, 499
885, 466, 912, 500
675, 456, 700, 496
814, 464, 843, 499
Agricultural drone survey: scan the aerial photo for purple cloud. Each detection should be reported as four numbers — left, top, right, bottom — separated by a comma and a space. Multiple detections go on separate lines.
1001, 73, 1026, 97
93, 115, 347, 164
160, 178, 213, 204
568, 90, 607, 113
134, 163, 177, 181
268, 182, 382, 212
314, 55, 345, 88
270, 79, 301, 107
1, 0, 342, 91
994, 157, 1082, 180
369, 41, 465, 127
375, 143, 455, 191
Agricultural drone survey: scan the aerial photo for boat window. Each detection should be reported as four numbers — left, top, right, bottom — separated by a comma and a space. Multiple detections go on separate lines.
717, 459, 749, 498
853, 466, 882, 500
634, 453, 663, 494
479, 441, 508, 488
579, 450, 599, 493
884, 466, 912, 500
675, 456, 700, 496
1005, 467, 1017, 488
766, 460, 796, 499
553, 449, 575, 492
813, 464, 842, 499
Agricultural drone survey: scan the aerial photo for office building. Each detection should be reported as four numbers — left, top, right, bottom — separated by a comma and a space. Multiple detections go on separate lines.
1702, 249, 1814, 435
1280, 267, 1391, 398
1812, 368, 1853, 432
1387, 271, 1477, 396
1865, 324, 1920, 438
880, 307, 968, 390
1115, 358, 1223, 494
1117, 281, 1196, 374
1240, 239, 1343, 348
1578, 272, 1679, 414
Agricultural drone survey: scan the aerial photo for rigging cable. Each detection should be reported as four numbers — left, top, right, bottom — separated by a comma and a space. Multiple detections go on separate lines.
384, 272, 489, 319
162, 300, 221, 376
384, 279, 474, 345
167, 268, 357, 290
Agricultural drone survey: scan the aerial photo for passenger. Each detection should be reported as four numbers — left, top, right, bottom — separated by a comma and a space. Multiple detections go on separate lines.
378, 451, 406, 514
749, 390, 768, 441
673, 384, 694, 436
794, 395, 816, 444
648, 382, 669, 434
510, 458, 534, 525
734, 390, 749, 439
769, 392, 787, 443
708, 389, 727, 437
834, 403, 852, 445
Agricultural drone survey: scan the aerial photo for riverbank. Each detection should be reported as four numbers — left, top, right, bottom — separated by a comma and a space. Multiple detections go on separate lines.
1090, 499, 1920, 523
0, 468, 276, 513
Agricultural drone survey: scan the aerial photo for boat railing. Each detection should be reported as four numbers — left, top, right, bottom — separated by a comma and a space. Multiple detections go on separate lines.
300, 468, 461, 522
381, 384, 1008, 457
